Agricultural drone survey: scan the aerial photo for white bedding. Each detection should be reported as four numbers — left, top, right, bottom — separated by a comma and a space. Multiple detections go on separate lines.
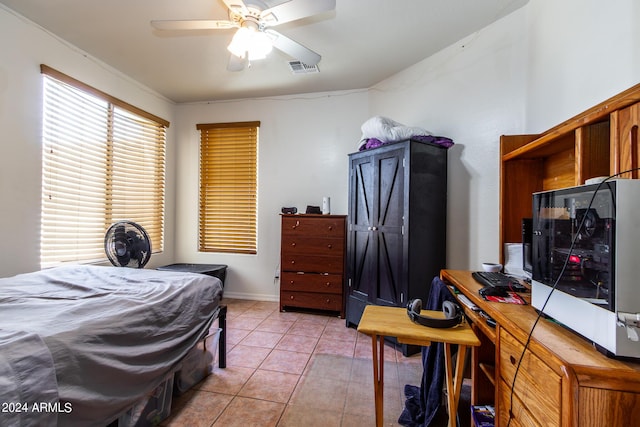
0, 265, 223, 427
358, 116, 432, 149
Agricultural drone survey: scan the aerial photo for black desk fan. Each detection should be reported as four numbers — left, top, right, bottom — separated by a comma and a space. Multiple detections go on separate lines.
104, 221, 151, 268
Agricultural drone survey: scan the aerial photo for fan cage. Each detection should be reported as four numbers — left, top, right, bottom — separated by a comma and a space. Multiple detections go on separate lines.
104, 221, 152, 268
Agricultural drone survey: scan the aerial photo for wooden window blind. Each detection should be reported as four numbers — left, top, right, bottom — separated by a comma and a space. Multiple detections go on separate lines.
197, 121, 259, 254
41, 65, 168, 268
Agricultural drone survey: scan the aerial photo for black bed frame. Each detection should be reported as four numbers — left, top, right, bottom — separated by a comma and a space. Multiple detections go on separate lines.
217, 304, 227, 368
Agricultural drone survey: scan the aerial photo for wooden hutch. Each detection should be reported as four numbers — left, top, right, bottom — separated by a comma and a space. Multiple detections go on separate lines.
500, 82, 640, 263
450, 82, 640, 426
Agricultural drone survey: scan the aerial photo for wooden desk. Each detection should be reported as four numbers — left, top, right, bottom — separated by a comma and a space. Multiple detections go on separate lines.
357, 305, 480, 427
441, 269, 640, 426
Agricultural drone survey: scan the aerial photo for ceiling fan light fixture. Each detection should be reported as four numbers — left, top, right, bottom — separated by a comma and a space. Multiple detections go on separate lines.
227, 27, 273, 60
247, 31, 273, 60
154, 0, 336, 72
227, 27, 250, 57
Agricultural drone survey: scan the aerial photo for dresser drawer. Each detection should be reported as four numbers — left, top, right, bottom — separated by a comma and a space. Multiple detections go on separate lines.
281, 254, 344, 274
281, 216, 345, 238
280, 272, 342, 294
281, 235, 344, 257
499, 328, 561, 426
281, 291, 342, 312
280, 215, 346, 317
497, 379, 538, 427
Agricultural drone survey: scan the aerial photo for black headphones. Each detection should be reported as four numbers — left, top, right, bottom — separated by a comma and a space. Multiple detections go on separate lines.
406, 299, 463, 328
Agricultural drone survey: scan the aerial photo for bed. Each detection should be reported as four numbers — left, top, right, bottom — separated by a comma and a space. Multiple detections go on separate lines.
0, 264, 225, 427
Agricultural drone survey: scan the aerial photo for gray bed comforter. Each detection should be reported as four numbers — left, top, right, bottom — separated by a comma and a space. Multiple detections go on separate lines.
0, 265, 223, 427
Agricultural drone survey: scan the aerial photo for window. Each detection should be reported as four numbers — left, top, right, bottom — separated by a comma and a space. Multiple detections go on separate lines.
40, 65, 168, 268
198, 121, 258, 254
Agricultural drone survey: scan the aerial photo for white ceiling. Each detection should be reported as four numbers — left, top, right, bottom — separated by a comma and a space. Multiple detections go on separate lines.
1, 0, 529, 103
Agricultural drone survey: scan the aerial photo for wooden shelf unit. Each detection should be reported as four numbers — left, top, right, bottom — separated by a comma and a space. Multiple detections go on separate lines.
500, 82, 640, 262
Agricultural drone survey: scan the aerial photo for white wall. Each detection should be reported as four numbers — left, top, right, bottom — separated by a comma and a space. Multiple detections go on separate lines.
369, 9, 528, 270
174, 91, 369, 300
0, 6, 177, 276
367, 0, 640, 271
2, 0, 639, 299
525, 0, 640, 131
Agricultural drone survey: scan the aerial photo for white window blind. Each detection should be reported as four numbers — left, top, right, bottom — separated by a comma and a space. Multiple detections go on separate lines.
198, 121, 258, 254
41, 65, 168, 267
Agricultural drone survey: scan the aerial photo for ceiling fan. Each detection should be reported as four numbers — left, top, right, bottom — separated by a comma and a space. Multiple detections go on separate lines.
151, 0, 336, 71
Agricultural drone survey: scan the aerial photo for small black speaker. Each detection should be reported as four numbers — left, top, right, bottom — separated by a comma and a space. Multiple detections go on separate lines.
305, 205, 321, 214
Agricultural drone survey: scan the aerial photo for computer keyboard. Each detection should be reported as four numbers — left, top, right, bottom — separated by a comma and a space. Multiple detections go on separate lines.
472, 271, 527, 292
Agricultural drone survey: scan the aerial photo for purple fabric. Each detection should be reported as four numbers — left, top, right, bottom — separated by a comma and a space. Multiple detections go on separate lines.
360, 136, 454, 151
411, 135, 454, 148
363, 138, 384, 150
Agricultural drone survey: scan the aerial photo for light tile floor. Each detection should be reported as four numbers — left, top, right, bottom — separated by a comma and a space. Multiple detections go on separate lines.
161, 298, 425, 427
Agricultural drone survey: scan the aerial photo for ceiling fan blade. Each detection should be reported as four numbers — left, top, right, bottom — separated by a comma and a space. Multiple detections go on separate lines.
151, 20, 237, 31
222, 0, 249, 16
265, 29, 321, 66
227, 53, 247, 71
261, 0, 336, 26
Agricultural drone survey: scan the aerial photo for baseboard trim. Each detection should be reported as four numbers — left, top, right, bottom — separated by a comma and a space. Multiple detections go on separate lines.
221, 291, 279, 302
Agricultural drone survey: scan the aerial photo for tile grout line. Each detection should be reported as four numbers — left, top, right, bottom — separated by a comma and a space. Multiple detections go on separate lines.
165, 299, 423, 426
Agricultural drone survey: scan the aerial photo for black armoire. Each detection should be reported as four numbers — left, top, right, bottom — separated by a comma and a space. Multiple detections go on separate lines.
345, 139, 448, 349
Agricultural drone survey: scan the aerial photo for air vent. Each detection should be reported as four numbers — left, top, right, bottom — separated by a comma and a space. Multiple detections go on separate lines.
288, 60, 319, 74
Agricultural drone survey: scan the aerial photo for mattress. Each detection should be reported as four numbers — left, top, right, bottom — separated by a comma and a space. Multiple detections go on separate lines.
0, 265, 223, 427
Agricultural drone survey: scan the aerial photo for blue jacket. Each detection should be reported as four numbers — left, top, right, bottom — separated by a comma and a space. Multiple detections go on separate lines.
398, 276, 459, 426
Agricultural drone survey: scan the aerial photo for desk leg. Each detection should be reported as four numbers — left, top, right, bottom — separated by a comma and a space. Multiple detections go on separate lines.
371, 334, 384, 427
444, 344, 468, 427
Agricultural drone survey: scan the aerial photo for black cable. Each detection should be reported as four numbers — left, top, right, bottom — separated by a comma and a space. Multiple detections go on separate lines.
505, 168, 639, 426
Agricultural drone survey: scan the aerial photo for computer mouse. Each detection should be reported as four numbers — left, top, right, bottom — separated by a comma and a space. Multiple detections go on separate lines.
479, 286, 509, 298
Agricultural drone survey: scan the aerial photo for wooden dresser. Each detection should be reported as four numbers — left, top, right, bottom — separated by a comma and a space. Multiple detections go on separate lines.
280, 214, 346, 317
442, 269, 640, 427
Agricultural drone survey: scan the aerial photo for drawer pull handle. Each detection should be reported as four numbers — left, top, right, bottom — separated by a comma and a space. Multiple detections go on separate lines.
291, 242, 296, 247
290, 261, 295, 265
326, 299, 331, 303
327, 244, 332, 249
292, 220, 300, 229
290, 295, 295, 300
510, 355, 516, 365
289, 280, 295, 285
326, 282, 331, 287
328, 226, 333, 231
